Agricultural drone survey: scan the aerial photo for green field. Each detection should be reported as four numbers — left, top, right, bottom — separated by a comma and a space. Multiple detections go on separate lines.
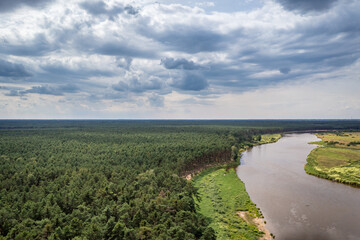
306, 132, 360, 186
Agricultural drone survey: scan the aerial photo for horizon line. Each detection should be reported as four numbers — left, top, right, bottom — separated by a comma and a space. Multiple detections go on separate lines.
0, 118, 359, 121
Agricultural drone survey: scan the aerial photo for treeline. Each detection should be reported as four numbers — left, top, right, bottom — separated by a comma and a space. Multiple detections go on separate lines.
1, 119, 359, 131
0, 120, 359, 239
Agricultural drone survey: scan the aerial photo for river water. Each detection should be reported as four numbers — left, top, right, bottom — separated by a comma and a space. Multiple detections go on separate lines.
236, 134, 360, 240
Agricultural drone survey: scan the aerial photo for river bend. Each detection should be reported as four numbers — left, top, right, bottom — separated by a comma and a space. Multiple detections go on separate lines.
237, 134, 360, 240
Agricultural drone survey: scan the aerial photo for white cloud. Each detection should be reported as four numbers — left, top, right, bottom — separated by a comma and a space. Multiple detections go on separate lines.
0, 0, 359, 118
195, 2, 215, 7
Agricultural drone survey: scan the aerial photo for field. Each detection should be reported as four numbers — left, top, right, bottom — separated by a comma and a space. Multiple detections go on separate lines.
314, 132, 360, 149
305, 132, 360, 186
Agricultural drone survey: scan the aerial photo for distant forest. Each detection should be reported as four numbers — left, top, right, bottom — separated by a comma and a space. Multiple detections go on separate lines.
0, 120, 359, 239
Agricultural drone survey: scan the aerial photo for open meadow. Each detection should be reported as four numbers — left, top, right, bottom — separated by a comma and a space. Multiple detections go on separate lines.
306, 132, 360, 186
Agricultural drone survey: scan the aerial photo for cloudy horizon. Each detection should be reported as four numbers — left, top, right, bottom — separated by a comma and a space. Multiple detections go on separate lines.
0, 0, 359, 119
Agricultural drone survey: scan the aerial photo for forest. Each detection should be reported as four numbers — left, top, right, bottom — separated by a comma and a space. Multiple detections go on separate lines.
0, 120, 359, 239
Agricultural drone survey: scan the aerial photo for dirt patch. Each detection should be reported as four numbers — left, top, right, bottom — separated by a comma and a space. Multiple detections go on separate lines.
237, 211, 273, 240
182, 161, 233, 180
185, 174, 192, 180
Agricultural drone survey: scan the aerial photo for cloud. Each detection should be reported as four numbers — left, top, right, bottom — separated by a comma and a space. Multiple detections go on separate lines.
195, 2, 215, 7
276, 0, 338, 13
161, 57, 202, 70
112, 76, 163, 93
279, 67, 291, 74
80, 1, 138, 18
0, 34, 56, 57
4, 90, 23, 97
159, 27, 225, 53
40, 62, 115, 79
73, 34, 157, 59
6, 84, 79, 96
95, 42, 156, 58
0, 59, 32, 78
139, 22, 226, 53
179, 97, 212, 105
116, 57, 133, 70
0, 0, 53, 13
148, 94, 164, 107
171, 72, 208, 91
0, 0, 359, 118
124, 5, 139, 15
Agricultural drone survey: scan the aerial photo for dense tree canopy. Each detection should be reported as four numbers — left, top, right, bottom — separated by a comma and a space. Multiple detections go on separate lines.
0, 120, 359, 239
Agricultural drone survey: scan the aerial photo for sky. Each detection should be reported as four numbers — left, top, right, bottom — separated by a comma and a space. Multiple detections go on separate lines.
0, 0, 359, 119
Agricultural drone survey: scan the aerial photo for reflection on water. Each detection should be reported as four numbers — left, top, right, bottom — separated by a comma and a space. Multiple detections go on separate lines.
237, 134, 360, 240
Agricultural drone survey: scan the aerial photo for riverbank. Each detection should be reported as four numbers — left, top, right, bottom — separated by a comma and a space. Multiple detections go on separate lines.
305, 132, 360, 187
184, 134, 282, 180
238, 134, 282, 153
193, 166, 271, 240
191, 134, 281, 239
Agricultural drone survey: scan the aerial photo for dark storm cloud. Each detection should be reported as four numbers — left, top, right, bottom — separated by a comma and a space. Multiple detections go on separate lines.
80, 1, 138, 18
172, 72, 208, 91
112, 77, 163, 93
161, 58, 202, 70
6, 84, 79, 96
0, 59, 31, 78
0, 0, 54, 13
277, 0, 338, 13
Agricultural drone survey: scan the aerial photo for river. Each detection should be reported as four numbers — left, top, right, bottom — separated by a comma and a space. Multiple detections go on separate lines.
236, 133, 360, 240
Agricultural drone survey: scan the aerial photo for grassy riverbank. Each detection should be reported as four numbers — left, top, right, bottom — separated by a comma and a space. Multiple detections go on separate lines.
194, 166, 266, 240
305, 132, 360, 187
192, 134, 281, 239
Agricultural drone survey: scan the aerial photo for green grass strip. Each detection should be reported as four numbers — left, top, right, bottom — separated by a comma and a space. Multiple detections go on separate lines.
194, 166, 264, 240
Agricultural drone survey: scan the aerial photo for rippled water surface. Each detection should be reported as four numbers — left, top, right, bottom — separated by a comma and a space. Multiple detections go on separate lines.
237, 134, 360, 240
